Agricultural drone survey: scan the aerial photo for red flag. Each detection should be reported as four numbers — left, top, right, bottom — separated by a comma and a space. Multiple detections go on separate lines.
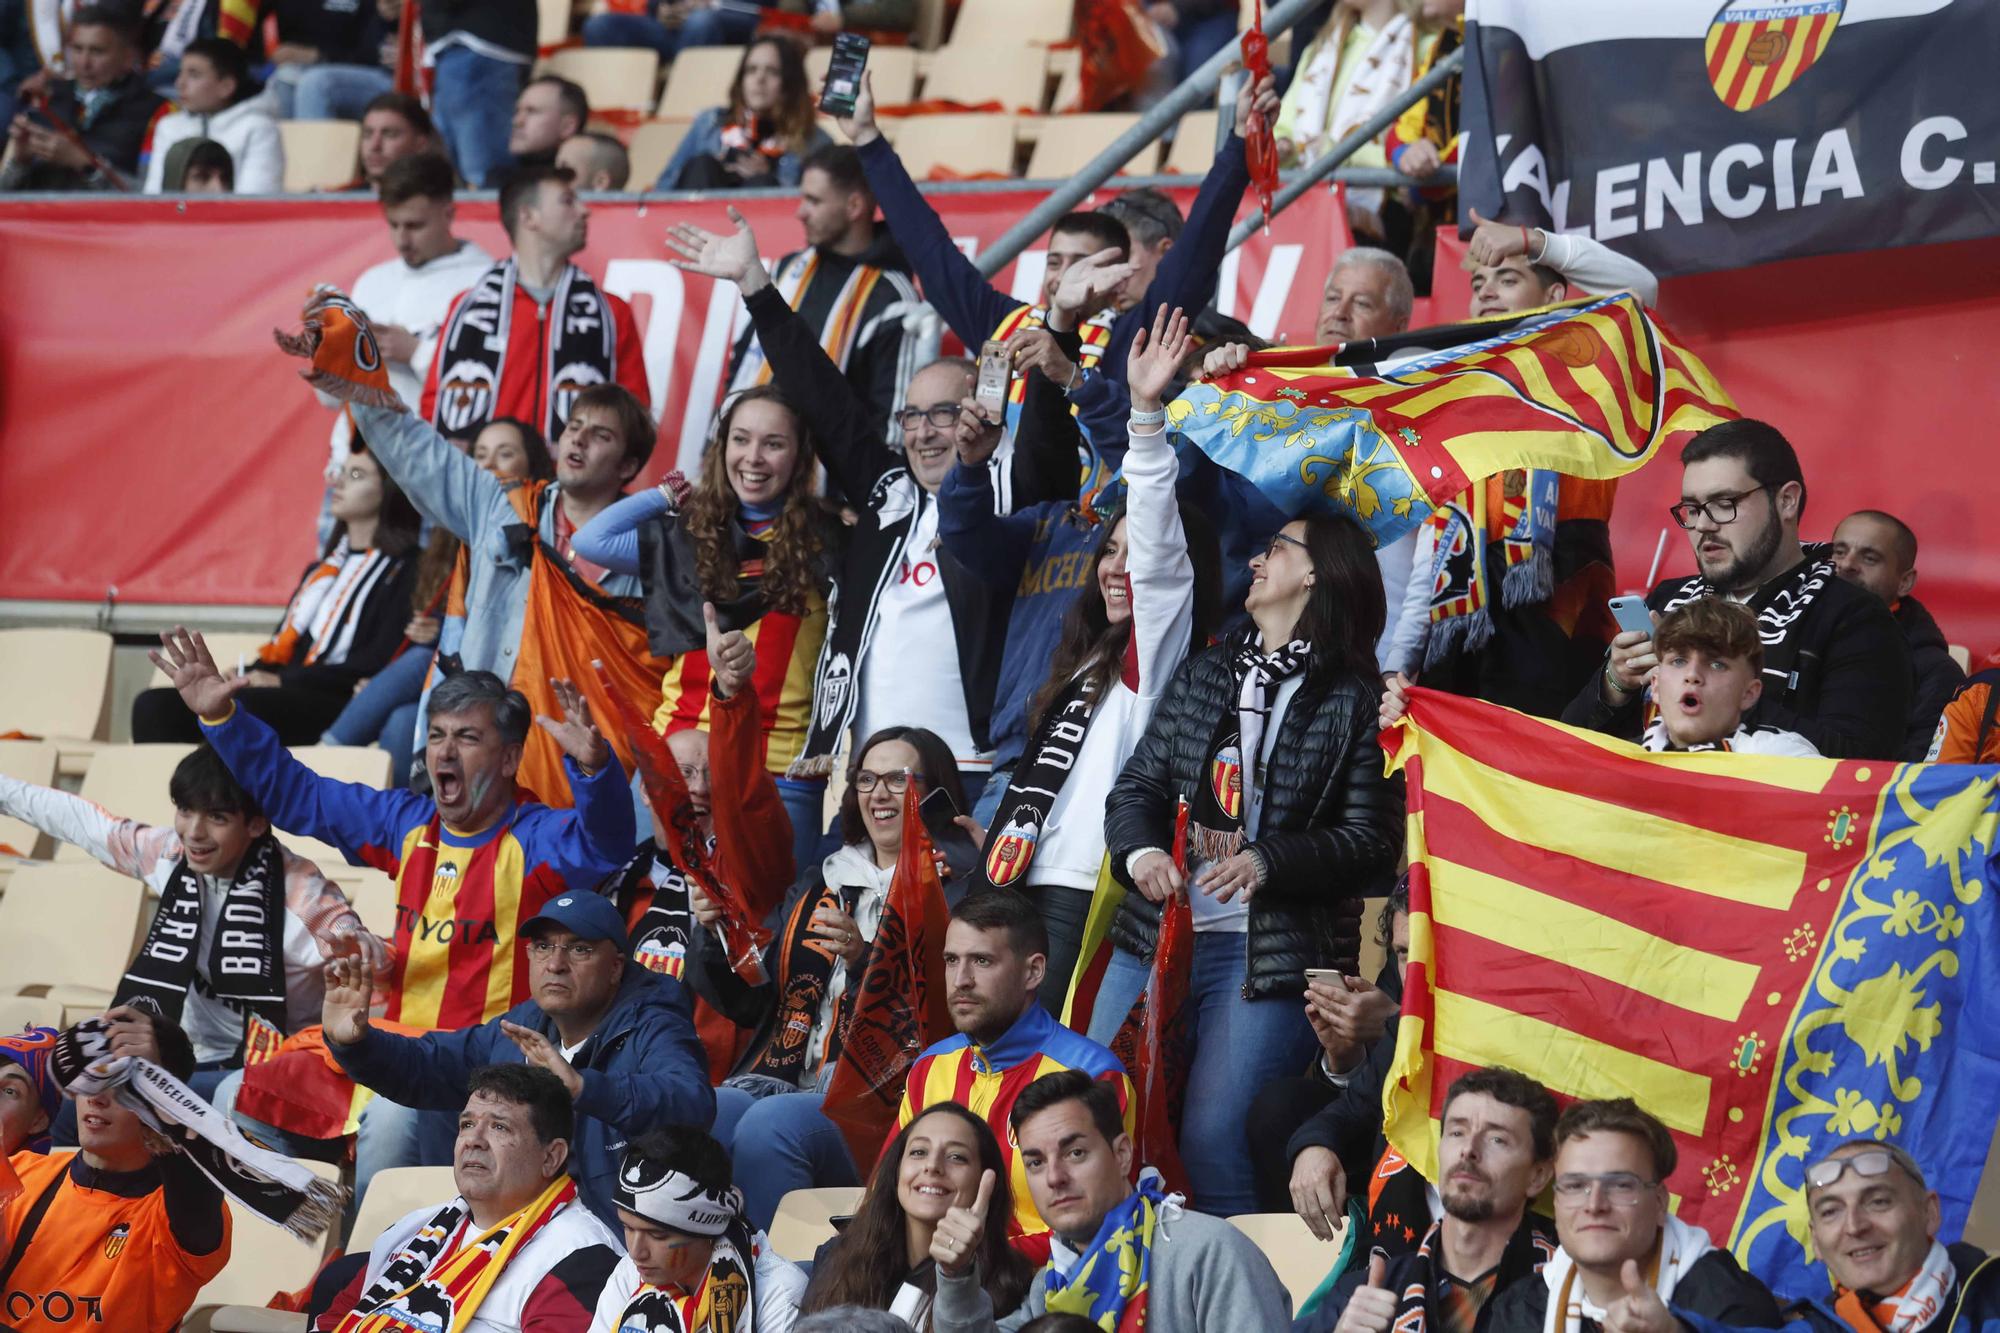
236, 1020, 427, 1141
1242, 0, 1279, 229
392, 0, 419, 98
820, 783, 953, 1168
1107, 797, 1194, 1194
591, 661, 770, 985
1069, 0, 1167, 112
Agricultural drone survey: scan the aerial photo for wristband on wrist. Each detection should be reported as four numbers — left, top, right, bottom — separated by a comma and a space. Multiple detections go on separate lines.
1130, 407, 1167, 427
1603, 658, 1635, 698
1065, 362, 1082, 392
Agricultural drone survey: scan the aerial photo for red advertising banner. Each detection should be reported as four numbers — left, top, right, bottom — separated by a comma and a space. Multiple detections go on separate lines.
0, 191, 1995, 654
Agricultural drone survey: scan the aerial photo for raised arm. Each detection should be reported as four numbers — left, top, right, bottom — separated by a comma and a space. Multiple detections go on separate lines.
1122, 306, 1198, 700
1466, 208, 1661, 307
569, 485, 676, 577
351, 399, 517, 548
937, 463, 1040, 589
0, 774, 177, 878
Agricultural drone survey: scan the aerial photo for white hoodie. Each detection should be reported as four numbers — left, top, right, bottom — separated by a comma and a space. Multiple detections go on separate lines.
143, 96, 284, 194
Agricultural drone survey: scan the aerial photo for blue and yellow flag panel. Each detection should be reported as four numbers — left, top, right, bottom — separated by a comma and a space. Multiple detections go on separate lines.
1163, 293, 1732, 546
1380, 689, 2000, 1300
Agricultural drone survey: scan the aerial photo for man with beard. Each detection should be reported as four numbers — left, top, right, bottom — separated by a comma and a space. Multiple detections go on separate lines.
1302, 1067, 1561, 1333
1561, 419, 1911, 760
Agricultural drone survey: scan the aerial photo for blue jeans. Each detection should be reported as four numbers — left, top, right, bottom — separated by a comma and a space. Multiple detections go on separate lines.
430, 45, 522, 187
1169, 11, 1242, 85
712, 1082, 860, 1231
324, 646, 433, 786
216, 1069, 432, 1224
1086, 934, 1318, 1216
295, 64, 395, 121
971, 765, 1014, 829
582, 7, 758, 58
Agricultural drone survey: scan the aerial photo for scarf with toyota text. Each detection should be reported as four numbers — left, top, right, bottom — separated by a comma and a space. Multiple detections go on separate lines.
1188, 638, 1310, 864
432, 259, 619, 441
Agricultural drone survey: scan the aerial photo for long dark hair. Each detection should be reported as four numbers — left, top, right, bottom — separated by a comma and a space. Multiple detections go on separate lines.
326, 440, 421, 560
727, 34, 817, 156
1285, 512, 1385, 689
684, 387, 825, 617
838, 726, 968, 848
802, 1102, 1035, 1325
1026, 502, 1222, 733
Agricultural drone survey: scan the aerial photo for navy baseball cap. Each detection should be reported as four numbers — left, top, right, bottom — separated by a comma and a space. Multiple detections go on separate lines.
521, 894, 630, 953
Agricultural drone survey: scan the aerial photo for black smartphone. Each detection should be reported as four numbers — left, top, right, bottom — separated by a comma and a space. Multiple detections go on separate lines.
818, 31, 871, 117
918, 785, 980, 881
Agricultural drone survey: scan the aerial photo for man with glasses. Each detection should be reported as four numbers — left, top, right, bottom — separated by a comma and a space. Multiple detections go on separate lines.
1561, 419, 1911, 759
318, 892, 712, 1228
1487, 1098, 1781, 1333
1680, 1142, 1994, 1333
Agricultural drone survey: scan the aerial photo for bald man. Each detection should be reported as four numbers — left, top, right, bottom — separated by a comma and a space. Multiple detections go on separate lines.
1831, 510, 1961, 759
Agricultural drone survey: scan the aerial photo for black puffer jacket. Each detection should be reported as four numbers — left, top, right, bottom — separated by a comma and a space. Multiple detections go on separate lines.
1102, 641, 1403, 998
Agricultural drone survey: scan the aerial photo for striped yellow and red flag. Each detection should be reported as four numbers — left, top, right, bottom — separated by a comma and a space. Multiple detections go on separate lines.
1381, 689, 2000, 1299
1163, 291, 1733, 546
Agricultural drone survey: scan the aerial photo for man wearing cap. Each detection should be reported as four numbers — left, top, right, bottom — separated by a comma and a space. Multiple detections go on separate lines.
0, 1027, 60, 1157
590, 1125, 806, 1332
319, 891, 713, 1226
1673, 1141, 1997, 1333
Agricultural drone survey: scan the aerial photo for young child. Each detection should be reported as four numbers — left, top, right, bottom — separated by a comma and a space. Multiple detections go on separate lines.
1643, 599, 1820, 755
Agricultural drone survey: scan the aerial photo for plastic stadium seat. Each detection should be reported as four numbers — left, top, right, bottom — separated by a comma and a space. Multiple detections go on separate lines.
1950, 644, 1972, 672
0, 740, 59, 858
183, 1160, 345, 1326
278, 121, 361, 193
347, 1166, 458, 1257
0, 860, 145, 1004
56, 744, 196, 864
147, 632, 270, 688
806, 44, 919, 105
768, 1186, 864, 1262
891, 114, 1017, 179
1024, 113, 1153, 178
950, 0, 1072, 47
329, 867, 397, 937
0, 628, 114, 741
1165, 110, 1222, 174
1967, 1119, 2000, 1251
0, 995, 64, 1033
919, 42, 1048, 114
537, 0, 573, 50
548, 46, 661, 116
628, 119, 692, 190
200, 1309, 309, 1332
1228, 1212, 1342, 1308
656, 46, 747, 121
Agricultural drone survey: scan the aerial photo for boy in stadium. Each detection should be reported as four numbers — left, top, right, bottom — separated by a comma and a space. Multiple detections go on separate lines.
1641, 599, 1820, 756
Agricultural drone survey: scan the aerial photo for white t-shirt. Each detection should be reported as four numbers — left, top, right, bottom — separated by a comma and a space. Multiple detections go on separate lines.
1190, 674, 1303, 933
855, 497, 989, 770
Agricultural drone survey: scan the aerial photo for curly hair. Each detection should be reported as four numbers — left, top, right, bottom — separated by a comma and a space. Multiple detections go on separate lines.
682, 387, 825, 617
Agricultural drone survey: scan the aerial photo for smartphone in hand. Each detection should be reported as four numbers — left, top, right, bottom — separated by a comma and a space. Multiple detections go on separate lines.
818, 31, 871, 117
975, 339, 1011, 415
918, 785, 980, 881
1608, 595, 1654, 638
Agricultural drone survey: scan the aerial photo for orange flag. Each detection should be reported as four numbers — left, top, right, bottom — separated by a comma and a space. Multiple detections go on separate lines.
821, 784, 952, 1168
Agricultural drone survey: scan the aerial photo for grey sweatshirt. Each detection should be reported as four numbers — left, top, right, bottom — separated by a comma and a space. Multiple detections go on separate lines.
931, 1202, 1292, 1333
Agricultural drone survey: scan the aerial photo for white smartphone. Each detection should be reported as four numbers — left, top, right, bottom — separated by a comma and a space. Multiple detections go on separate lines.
1608, 595, 1654, 637
975, 339, 1011, 415
1304, 968, 1347, 985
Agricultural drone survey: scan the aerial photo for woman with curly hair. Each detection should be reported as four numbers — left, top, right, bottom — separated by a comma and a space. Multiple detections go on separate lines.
572, 384, 834, 870
801, 1102, 1035, 1329
654, 33, 831, 190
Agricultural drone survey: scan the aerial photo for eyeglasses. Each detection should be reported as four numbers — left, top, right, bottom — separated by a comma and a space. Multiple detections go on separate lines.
1670, 485, 1767, 529
525, 940, 605, 962
1552, 1172, 1656, 1206
853, 767, 924, 794
896, 405, 965, 431
1262, 531, 1310, 560
676, 762, 710, 784
1806, 1149, 1906, 1191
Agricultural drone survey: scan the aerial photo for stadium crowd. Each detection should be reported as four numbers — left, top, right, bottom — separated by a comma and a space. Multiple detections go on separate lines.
2, 1, 1997, 1331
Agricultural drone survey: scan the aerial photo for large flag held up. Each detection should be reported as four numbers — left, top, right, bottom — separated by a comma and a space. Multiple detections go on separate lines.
1163, 292, 1733, 548
1381, 689, 2000, 1300
1457, 0, 2000, 277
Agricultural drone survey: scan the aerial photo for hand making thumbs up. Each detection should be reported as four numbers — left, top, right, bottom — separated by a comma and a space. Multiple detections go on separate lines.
1334, 1252, 1399, 1333
930, 1168, 996, 1278
1604, 1259, 1679, 1333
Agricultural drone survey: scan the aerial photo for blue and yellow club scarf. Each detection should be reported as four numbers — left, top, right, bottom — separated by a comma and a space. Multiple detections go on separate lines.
1043, 1175, 1169, 1331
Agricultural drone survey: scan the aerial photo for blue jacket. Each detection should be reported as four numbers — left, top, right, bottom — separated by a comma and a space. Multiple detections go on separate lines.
1678, 1245, 2000, 1333
327, 965, 714, 1228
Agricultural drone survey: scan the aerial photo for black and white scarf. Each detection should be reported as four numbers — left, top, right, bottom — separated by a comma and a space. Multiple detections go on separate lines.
114, 832, 289, 1059
52, 1016, 345, 1240
612, 1157, 762, 1331
1659, 543, 1837, 702
431, 258, 620, 441
1189, 639, 1311, 861
614, 840, 702, 981
974, 673, 1103, 891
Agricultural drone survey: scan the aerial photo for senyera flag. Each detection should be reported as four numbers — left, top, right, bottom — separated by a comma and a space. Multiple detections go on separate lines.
1458, 0, 2000, 277
1380, 687, 2000, 1299
821, 782, 953, 1168
1163, 291, 1733, 546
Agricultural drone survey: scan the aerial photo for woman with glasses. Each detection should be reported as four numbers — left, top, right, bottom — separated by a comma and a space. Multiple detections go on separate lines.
685, 724, 969, 1231
1089, 508, 1404, 1215
571, 384, 834, 875
966, 307, 1222, 1015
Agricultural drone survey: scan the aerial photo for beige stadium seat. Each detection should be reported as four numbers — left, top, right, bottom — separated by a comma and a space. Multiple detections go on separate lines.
0, 740, 60, 858
768, 1186, 864, 1262
657, 45, 748, 120
1965, 1118, 2000, 1251
0, 994, 64, 1032
1950, 644, 1972, 672
548, 46, 661, 116
537, 0, 572, 50
0, 628, 114, 742
148, 632, 272, 688
1165, 109, 1222, 174
347, 1165, 459, 1257
56, 743, 196, 863
1025, 113, 1153, 178
919, 42, 1048, 113
201, 1309, 308, 1332
805, 43, 918, 105
628, 119, 692, 191
950, 0, 1072, 46
329, 867, 397, 937
1229, 1212, 1342, 1308
891, 113, 1017, 179
278, 121, 361, 193
0, 860, 145, 1004
183, 1160, 344, 1329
